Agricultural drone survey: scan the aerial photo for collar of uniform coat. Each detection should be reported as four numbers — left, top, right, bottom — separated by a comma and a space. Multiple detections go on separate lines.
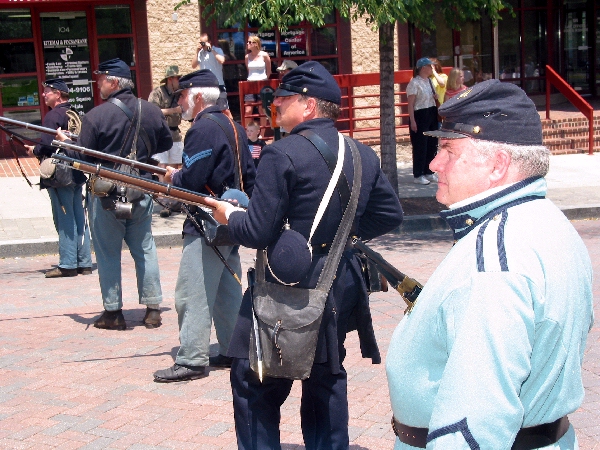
439, 177, 547, 240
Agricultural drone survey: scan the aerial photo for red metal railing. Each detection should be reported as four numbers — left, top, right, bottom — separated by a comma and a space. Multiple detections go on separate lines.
238, 68, 452, 141
545, 65, 594, 155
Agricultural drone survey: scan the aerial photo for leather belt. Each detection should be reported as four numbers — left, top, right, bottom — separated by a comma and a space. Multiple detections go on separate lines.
169, 126, 180, 131
391, 416, 570, 449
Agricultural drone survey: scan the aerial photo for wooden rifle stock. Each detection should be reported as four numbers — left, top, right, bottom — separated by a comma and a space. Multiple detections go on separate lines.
52, 153, 231, 210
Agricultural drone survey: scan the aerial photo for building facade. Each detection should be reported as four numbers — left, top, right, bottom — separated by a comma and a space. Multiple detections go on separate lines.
0, 0, 597, 157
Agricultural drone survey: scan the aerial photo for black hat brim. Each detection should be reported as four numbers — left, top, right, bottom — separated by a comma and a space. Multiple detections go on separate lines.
424, 129, 469, 139
274, 87, 298, 97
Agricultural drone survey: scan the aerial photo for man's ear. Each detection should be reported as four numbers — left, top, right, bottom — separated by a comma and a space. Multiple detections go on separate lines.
303, 97, 317, 119
490, 149, 511, 184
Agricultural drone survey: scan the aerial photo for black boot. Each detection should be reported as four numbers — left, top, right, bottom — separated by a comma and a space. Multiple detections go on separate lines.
94, 310, 126, 330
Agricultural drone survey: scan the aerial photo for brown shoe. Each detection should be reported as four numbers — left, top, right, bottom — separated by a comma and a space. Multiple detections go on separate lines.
77, 267, 92, 275
94, 310, 126, 330
143, 308, 162, 328
45, 267, 78, 278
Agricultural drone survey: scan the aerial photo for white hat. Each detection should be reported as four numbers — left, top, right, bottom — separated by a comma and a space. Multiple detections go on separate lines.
276, 60, 298, 72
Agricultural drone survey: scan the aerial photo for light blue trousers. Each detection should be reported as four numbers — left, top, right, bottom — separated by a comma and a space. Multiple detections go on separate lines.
89, 194, 162, 311
47, 184, 92, 270
174, 234, 242, 366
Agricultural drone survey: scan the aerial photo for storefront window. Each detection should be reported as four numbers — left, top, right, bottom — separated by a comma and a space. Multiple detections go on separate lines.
95, 5, 132, 35
419, 10, 454, 67
523, 10, 547, 94
0, 9, 32, 40
209, 13, 343, 121
0, 76, 39, 108
98, 38, 135, 67
311, 27, 336, 56
498, 10, 521, 85
0, 43, 36, 74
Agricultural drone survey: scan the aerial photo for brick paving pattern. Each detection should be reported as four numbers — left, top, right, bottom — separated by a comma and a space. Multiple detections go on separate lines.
0, 221, 598, 449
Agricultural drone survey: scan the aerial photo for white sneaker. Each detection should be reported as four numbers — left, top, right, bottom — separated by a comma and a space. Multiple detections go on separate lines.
424, 173, 438, 182
413, 176, 431, 185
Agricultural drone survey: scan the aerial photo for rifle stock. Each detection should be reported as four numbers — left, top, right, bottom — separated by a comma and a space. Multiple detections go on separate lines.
352, 238, 422, 313
51, 153, 237, 211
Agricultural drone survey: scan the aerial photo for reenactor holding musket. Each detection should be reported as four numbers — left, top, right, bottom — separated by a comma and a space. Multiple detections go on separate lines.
58, 58, 173, 330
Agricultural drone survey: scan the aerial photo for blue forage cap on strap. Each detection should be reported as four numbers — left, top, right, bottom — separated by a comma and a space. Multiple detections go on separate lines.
94, 58, 132, 79
43, 78, 69, 94
267, 229, 312, 285
274, 61, 341, 105
176, 69, 219, 92
424, 79, 543, 146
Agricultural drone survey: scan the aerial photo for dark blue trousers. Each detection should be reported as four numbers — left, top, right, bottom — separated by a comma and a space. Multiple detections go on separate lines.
231, 358, 349, 450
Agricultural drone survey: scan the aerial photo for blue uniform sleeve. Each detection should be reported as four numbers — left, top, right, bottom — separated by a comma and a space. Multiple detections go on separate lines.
228, 144, 294, 249
358, 166, 403, 240
426, 272, 535, 449
33, 109, 68, 158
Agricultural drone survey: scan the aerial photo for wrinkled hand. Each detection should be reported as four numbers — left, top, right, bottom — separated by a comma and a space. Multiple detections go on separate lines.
55, 127, 68, 142
202, 196, 237, 225
164, 166, 179, 184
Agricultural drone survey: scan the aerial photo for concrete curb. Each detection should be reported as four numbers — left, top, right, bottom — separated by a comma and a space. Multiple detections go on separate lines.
1, 206, 598, 258
0, 231, 184, 259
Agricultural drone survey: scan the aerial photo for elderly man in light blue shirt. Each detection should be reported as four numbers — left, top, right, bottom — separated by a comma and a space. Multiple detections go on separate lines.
386, 80, 594, 450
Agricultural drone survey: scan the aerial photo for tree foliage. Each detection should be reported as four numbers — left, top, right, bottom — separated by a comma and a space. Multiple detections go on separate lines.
176, 0, 510, 33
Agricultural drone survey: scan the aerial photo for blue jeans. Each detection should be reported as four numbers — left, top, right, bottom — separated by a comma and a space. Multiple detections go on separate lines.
89, 194, 162, 311
47, 184, 92, 270
174, 235, 242, 366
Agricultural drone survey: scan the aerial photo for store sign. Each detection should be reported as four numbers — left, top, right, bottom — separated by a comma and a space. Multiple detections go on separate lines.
41, 12, 93, 115
280, 29, 307, 57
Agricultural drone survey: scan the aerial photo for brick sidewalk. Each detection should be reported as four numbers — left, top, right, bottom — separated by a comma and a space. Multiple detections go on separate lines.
0, 223, 598, 449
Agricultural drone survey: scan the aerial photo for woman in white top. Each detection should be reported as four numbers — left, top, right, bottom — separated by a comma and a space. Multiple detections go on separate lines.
407, 57, 439, 185
244, 35, 272, 118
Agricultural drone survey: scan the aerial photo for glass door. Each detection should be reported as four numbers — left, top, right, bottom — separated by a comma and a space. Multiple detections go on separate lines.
40, 11, 94, 115
563, 0, 591, 92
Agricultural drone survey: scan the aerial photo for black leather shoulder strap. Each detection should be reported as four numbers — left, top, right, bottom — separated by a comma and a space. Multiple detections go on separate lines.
298, 129, 351, 209
107, 97, 152, 159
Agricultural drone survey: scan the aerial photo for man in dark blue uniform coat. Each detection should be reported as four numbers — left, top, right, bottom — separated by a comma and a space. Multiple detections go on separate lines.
61, 58, 173, 330
25, 78, 92, 278
205, 61, 403, 450
153, 69, 256, 383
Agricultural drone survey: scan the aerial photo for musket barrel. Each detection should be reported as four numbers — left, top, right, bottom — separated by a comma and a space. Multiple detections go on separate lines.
51, 140, 167, 176
0, 116, 78, 140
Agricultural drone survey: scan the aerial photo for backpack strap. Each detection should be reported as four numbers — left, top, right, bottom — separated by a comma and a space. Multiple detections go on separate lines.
107, 97, 153, 160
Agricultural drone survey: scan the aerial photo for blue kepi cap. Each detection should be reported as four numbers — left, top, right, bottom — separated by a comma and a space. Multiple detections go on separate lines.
94, 58, 132, 79
424, 79, 543, 146
43, 78, 69, 94
274, 61, 341, 105
176, 69, 219, 92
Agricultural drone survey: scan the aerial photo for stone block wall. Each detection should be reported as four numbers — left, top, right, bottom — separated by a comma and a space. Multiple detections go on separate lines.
146, 1, 201, 135
146, 1, 201, 87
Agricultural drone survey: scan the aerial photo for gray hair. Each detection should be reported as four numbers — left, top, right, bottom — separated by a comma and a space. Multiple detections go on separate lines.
470, 139, 550, 178
188, 86, 220, 107
105, 75, 134, 91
